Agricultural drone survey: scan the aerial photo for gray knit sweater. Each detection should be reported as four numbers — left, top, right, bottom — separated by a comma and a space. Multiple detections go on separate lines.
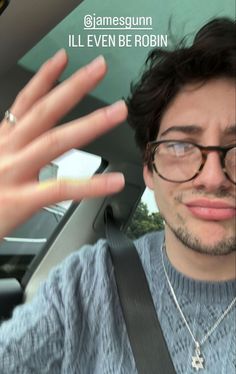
0, 231, 235, 373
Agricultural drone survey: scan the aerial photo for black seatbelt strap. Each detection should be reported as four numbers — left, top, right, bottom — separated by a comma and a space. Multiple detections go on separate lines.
105, 207, 176, 374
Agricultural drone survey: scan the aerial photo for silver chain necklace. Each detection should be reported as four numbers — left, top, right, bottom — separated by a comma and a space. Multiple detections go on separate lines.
161, 243, 236, 372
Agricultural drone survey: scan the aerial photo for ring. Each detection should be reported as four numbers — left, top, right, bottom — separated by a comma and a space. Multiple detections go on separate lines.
4, 110, 17, 125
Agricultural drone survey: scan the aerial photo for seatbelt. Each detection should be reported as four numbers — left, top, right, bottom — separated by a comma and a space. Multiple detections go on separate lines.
105, 207, 176, 374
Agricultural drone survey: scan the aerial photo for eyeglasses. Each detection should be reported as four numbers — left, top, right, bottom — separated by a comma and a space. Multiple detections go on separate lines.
145, 140, 236, 184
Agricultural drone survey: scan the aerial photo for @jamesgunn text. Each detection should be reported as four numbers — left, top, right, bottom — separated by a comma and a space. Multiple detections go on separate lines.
68, 34, 168, 48
83, 14, 153, 29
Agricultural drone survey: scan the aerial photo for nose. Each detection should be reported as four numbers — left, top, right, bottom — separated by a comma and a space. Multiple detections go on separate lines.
192, 151, 232, 191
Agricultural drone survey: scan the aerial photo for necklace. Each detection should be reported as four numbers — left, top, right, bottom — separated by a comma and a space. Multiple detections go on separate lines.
161, 243, 236, 372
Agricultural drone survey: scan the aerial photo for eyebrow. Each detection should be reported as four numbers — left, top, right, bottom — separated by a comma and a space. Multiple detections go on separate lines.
160, 125, 203, 137
160, 124, 236, 137
224, 124, 236, 136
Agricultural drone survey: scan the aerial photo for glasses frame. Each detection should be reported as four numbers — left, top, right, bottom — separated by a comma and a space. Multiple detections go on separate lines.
145, 140, 236, 184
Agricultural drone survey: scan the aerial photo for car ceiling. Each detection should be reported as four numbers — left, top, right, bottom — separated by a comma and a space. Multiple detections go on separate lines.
0, 0, 235, 164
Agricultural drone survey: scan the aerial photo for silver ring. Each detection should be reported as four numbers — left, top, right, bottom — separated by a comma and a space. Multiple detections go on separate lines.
4, 110, 17, 125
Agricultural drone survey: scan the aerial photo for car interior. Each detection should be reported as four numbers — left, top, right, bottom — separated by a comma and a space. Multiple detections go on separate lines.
0, 0, 234, 320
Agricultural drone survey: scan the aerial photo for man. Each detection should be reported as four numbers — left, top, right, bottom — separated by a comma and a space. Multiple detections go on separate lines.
0, 18, 235, 374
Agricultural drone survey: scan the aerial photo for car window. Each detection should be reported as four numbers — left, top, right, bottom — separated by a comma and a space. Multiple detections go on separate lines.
126, 187, 164, 240
0, 150, 101, 282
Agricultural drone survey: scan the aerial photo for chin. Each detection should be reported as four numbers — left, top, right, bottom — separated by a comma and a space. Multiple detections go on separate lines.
193, 218, 232, 235
165, 215, 236, 256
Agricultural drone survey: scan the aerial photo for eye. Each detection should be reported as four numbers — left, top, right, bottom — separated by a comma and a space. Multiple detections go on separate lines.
165, 142, 194, 156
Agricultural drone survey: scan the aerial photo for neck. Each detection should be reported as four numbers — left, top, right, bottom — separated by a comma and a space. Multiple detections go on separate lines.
164, 227, 236, 282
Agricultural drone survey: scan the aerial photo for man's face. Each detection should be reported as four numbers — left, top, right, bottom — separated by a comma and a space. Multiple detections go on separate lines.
144, 78, 236, 255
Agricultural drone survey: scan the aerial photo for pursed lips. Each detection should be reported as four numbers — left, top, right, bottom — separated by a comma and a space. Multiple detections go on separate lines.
184, 199, 236, 220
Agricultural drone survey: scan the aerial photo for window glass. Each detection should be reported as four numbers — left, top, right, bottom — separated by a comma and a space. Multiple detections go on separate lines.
126, 187, 164, 240
0, 150, 101, 282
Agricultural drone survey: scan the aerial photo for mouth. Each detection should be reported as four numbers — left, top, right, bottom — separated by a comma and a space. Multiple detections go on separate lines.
184, 199, 236, 221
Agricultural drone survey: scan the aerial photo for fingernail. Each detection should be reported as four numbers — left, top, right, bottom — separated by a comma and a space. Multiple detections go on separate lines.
106, 100, 127, 118
38, 180, 56, 190
38, 178, 89, 190
106, 173, 125, 189
52, 49, 67, 62
87, 55, 106, 72
60, 178, 89, 185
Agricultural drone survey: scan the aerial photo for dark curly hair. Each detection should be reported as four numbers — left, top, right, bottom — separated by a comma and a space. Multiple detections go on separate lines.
127, 18, 236, 163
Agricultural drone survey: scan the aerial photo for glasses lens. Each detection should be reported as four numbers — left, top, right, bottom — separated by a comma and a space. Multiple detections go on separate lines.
225, 147, 236, 183
154, 142, 202, 182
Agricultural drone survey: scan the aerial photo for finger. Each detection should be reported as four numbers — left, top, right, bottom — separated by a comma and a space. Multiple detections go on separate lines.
36, 172, 125, 206
0, 173, 125, 238
16, 100, 127, 179
12, 55, 107, 149
0, 50, 68, 133
11, 49, 68, 118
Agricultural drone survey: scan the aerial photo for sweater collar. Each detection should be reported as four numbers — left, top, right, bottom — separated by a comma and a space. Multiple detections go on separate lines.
156, 234, 236, 304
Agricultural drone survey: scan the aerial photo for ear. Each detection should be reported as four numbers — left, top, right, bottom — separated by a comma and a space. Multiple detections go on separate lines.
143, 165, 154, 190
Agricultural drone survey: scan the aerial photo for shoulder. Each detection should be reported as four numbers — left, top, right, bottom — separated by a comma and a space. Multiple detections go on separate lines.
132, 231, 164, 282
134, 230, 164, 256
49, 231, 164, 302
55, 238, 110, 280
54, 230, 164, 283
45, 239, 112, 306
25, 231, 164, 316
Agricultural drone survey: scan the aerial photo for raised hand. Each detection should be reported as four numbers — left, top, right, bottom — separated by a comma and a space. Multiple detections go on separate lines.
0, 50, 127, 239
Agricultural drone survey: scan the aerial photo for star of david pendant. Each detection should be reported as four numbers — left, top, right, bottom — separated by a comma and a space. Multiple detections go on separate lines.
191, 342, 204, 371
